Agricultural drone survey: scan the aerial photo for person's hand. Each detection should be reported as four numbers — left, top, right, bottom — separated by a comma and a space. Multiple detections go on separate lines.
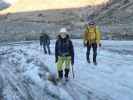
99, 43, 101, 47
55, 57, 58, 63
84, 40, 87, 47
71, 62, 74, 66
71, 60, 74, 66
55, 60, 58, 63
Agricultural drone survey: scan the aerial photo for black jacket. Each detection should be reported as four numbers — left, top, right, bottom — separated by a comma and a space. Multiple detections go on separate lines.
40, 34, 50, 46
55, 35, 74, 65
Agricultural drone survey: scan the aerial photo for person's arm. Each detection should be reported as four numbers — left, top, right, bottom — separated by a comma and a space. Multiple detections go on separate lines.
40, 36, 43, 46
55, 40, 58, 63
83, 27, 88, 46
70, 40, 74, 65
96, 26, 101, 46
47, 36, 50, 45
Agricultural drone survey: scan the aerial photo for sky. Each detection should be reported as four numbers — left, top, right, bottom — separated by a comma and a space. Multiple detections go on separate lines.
0, 0, 109, 13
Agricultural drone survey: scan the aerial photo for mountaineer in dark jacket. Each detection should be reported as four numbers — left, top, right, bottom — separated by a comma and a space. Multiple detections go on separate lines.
40, 33, 51, 54
55, 28, 74, 81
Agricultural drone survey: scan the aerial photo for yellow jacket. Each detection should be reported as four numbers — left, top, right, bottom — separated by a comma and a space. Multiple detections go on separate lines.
84, 26, 101, 44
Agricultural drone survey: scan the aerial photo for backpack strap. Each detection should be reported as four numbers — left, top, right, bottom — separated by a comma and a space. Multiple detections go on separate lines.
87, 26, 97, 43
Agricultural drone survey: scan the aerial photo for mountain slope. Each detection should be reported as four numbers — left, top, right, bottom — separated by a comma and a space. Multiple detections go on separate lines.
94, 0, 133, 25
1, 0, 108, 13
0, 0, 133, 41
0, 7, 95, 42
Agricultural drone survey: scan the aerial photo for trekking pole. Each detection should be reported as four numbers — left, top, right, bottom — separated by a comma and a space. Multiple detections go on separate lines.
71, 65, 75, 79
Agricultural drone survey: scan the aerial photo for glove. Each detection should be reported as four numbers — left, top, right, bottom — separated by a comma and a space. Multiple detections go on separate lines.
84, 40, 87, 47
55, 56, 58, 63
71, 59, 74, 66
71, 62, 74, 66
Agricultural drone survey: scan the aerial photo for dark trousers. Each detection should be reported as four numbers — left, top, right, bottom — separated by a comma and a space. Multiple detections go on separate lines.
43, 44, 51, 54
86, 43, 97, 62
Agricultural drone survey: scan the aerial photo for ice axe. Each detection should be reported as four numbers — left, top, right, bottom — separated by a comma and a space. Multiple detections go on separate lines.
71, 65, 75, 79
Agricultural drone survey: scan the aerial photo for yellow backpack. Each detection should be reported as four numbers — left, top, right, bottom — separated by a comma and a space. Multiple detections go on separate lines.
85, 26, 97, 41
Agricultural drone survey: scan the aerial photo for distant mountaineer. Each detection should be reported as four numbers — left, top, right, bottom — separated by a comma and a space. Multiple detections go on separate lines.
83, 21, 101, 65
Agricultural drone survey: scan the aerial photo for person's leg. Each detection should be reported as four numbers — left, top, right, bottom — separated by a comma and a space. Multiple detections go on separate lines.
64, 57, 71, 79
86, 43, 91, 63
47, 44, 51, 55
0, 76, 3, 99
92, 43, 97, 65
43, 44, 47, 54
57, 57, 64, 79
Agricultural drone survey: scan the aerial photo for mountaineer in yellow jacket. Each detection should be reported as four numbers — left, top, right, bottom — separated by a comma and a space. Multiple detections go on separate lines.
84, 21, 101, 65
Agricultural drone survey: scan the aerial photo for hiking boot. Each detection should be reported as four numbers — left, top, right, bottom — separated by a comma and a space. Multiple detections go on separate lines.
93, 61, 97, 65
56, 77, 62, 82
58, 70, 63, 79
64, 69, 69, 78
65, 77, 69, 82
87, 59, 91, 63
